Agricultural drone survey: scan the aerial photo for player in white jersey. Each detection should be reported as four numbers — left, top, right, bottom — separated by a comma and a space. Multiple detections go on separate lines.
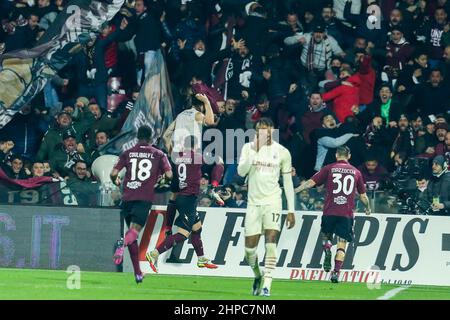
162, 93, 215, 237
163, 93, 214, 155
237, 118, 296, 297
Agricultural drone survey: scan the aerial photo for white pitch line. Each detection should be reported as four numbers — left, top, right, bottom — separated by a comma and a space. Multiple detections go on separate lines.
377, 286, 411, 300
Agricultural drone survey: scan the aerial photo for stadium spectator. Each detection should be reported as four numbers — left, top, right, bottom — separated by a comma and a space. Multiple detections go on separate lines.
297, 189, 315, 211
36, 0, 58, 31
358, 156, 390, 191
322, 66, 361, 123
31, 161, 45, 177
4, 12, 40, 52
233, 189, 247, 208
434, 123, 449, 155
284, 24, 345, 94
312, 113, 358, 171
118, 0, 164, 86
299, 92, 330, 145
2, 154, 29, 179
66, 160, 98, 206
0, 104, 48, 161
49, 129, 90, 179
390, 114, 415, 164
425, 155, 450, 215
379, 26, 415, 84
416, 7, 448, 68
36, 109, 95, 162
88, 131, 110, 164
415, 117, 439, 157
411, 69, 450, 117
85, 102, 119, 151
68, 23, 124, 112
361, 84, 404, 131
0, 140, 15, 164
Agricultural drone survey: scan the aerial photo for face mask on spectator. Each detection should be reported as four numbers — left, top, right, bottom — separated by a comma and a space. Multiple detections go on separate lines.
331, 66, 340, 76
194, 50, 205, 57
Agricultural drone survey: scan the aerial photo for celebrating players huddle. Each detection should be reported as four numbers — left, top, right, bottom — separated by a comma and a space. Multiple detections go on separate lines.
110, 94, 371, 295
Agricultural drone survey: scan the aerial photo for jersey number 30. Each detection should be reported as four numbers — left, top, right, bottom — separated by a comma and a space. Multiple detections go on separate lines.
332, 173, 355, 195
130, 158, 153, 181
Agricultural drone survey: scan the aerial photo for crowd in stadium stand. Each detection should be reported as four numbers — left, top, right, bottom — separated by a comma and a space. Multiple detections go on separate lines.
0, 0, 449, 214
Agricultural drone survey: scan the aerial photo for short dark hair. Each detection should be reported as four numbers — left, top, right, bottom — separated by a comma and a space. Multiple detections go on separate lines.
96, 130, 109, 138
27, 12, 39, 19
191, 95, 204, 109
320, 113, 335, 123
10, 154, 23, 162
430, 68, 443, 75
379, 83, 392, 91
256, 94, 269, 104
336, 146, 351, 158
74, 160, 87, 168
137, 125, 152, 141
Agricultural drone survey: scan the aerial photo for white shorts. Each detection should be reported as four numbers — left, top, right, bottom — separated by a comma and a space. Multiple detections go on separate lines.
245, 202, 282, 237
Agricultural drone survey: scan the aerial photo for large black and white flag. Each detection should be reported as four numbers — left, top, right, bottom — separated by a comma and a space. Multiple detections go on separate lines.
0, 0, 124, 129
99, 49, 174, 155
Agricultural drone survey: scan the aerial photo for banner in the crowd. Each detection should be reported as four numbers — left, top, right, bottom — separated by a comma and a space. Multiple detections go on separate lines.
0, 180, 99, 207
0, 205, 121, 271
0, 167, 56, 188
0, 0, 124, 129
100, 49, 174, 155
125, 207, 450, 286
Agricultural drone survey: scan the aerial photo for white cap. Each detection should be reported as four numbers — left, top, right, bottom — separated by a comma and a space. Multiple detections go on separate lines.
245, 1, 259, 16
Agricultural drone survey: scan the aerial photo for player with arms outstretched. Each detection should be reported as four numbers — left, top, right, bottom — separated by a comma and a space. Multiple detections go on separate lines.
110, 125, 172, 283
162, 93, 224, 236
237, 118, 296, 297
296, 146, 371, 283
146, 135, 218, 271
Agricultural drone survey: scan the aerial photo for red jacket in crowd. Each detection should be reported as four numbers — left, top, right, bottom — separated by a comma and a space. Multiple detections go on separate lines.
357, 55, 376, 105
99, 25, 118, 70
322, 74, 361, 123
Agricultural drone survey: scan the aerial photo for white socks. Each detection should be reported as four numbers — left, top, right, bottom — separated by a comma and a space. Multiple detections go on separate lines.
263, 243, 277, 290
245, 247, 261, 278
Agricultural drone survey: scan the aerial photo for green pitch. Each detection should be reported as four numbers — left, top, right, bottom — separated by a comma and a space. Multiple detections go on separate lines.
0, 268, 449, 300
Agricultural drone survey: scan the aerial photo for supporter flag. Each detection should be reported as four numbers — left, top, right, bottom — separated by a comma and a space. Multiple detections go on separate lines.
0, 167, 56, 189
0, 0, 124, 129
99, 49, 174, 155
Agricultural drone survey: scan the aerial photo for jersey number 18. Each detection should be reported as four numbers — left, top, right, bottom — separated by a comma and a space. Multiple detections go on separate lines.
130, 158, 153, 181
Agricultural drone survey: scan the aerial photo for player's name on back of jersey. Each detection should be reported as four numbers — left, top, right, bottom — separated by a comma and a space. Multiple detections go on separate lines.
174, 156, 195, 164
129, 152, 155, 159
331, 167, 356, 174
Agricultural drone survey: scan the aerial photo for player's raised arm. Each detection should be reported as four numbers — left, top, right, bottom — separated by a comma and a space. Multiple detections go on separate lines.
237, 143, 256, 177
195, 94, 214, 126
162, 120, 176, 153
